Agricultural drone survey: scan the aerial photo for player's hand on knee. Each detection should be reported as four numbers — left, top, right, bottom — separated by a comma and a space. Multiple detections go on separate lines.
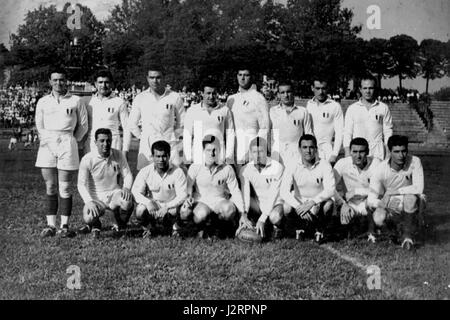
121, 188, 132, 202
340, 203, 352, 225
87, 202, 101, 218
255, 220, 265, 238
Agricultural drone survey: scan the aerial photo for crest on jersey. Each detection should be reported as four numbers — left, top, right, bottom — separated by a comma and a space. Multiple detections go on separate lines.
108, 107, 115, 113
266, 178, 274, 184
375, 114, 383, 123
217, 179, 225, 185
217, 116, 224, 123
316, 177, 323, 184
66, 108, 73, 115
166, 104, 173, 110
293, 119, 300, 126
322, 112, 330, 118
243, 100, 249, 107
167, 183, 175, 189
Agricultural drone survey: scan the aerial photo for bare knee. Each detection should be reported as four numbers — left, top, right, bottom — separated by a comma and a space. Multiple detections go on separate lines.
373, 208, 386, 226
404, 194, 419, 213
180, 203, 193, 221
193, 203, 210, 224
135, 204, 149, 220
217, 201, 236, 221
282, 203, 293, 217
269, 205, 284, 226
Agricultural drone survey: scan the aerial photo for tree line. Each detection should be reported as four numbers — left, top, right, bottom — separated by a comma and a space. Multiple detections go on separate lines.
1, 0, 449, 95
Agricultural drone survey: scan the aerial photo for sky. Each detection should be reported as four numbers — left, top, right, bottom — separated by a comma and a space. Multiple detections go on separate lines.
1, 0, 449, 92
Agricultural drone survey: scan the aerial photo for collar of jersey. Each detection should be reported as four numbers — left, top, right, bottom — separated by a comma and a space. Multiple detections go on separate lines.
357, 99, 380, 108
50, 91, 72, 100
310, 96, 332, 104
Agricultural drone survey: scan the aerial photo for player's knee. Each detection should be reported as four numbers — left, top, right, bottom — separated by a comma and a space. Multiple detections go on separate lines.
217, 201, 236, 221
45, 181, 58, 195
282, 203, 293, 217
58, 181, 72, 198
119, 199, 133, 211
323, 200, 334, 214
180, 204, 192, 221
373, 208, 386, 226
269, 205, 283, 226
403, 194, 419, 213
135, 204, 149, 220
193, 204, 210, 224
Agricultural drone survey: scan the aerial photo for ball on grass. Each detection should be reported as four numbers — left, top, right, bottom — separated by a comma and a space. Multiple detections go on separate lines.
236, 227, 263, 244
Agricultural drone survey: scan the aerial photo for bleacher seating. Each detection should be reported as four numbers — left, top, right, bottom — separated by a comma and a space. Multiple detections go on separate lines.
430, 101, 450, 139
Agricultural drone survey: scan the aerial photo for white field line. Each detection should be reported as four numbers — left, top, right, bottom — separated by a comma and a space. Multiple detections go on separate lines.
321, 244, 420, 299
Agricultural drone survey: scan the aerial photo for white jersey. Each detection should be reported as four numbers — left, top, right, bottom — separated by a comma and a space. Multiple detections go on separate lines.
239, 159, 284, 222
35, 92, 88, 142
280, 159, 335, 208
333, 156, 381, 204
183, 102, 235, 164
128, 88, 184, 169
343, 100, 393, 160
227, 88, 270, 164
77, 148, 133, 203
306, 97, 344, 161
85, 93, 130, 152
270, 104, 312, 168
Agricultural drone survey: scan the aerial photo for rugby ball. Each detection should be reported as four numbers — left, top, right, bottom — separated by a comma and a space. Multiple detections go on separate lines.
236, 226, 263, 244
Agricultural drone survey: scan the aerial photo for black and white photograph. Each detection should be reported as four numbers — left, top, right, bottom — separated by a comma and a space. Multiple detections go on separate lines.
0, 0, 449, 305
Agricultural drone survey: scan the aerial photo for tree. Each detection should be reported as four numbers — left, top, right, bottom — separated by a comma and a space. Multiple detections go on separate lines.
387, 34, 419, 92
8, 4, 105, 84
0, 44, 12, 86
418, 39, 447, 94
365, 38, 393, 88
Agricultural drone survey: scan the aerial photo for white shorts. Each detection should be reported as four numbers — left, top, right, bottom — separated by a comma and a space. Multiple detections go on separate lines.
369, 141, 385, 160
35, 134, 79, 170
92, 189, 122, 210
10, 137, 17, 144
318, 142, 333, 162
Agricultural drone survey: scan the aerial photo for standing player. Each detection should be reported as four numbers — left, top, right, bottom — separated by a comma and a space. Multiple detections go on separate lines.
306, 79, 344, 165
280, 134, 335, 243
227, 68, 270, 166
239, 137, 285, 240
128, 66, 184, 170
77, 128, 134, 238
181, 135, 245, 238
183, 81, 235, 165
333, 137, 381, 242
35, 67, 88, 237
132, 140, 187, 238
270, 81, 312, 168
344, 75, 393, 160
368, 135, 426, 250
84, 70, 130, 158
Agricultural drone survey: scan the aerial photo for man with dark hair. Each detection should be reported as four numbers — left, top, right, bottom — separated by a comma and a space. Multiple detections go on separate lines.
227, 68, 270, 166
77, 128, 134, 238
183, 80, 235, 165
280, 134, 335, 243
306, 78, 344, 165
333, 137, 381, 242
35, 67, 88, 237
368, 135, 426, 250
128, 66, 184, 170
132, 140, 187, 238
270, 81, 312, 168
181, 135, 245, 239
344, 76, 393, 160
238, 137, 286, 240
84, 69, 130, 158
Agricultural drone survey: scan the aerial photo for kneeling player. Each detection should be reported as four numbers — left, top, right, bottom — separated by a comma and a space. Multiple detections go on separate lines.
368, 135, 426, 250
181, 135, 245, 239
334, 137, 381, 242
77, 128, 134, 238
132, 140, 187, 238
239, 137, 285, 240
280, 134, 335, 243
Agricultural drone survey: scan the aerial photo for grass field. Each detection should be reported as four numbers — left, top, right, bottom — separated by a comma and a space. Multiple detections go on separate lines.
0, 140, 449, 300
